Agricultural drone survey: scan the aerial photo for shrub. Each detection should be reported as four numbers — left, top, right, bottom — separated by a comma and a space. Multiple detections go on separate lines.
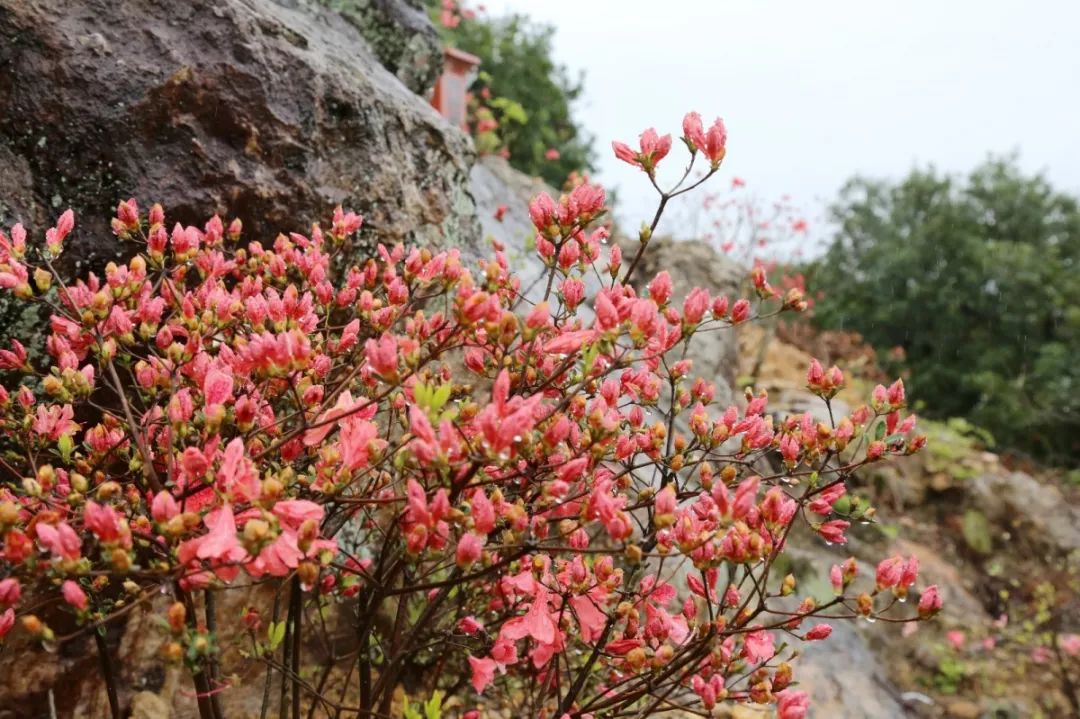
0, 113, 934, 718
809, 158, 1080, 463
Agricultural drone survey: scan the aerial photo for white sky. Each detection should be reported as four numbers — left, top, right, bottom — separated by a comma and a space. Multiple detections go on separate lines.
479, 0, 1080, 243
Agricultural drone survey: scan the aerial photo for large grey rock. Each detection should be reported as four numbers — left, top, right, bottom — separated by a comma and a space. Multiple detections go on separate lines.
470, 154, 555, 289
967, 470, 1080, 554
627, 236, 743, 408
796, 620, 909, 719
0, 0, 478, 275
331, 0, 444, 95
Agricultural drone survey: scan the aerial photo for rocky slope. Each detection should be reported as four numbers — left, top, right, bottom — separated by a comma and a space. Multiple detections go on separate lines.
738, 323, 1080, 718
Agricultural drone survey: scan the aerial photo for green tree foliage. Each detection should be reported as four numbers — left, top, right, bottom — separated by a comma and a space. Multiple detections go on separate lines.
810, 158, 1080, 463
432, 6, 595, 186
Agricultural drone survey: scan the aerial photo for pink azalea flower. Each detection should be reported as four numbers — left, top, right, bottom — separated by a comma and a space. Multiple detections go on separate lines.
272, 500, 324, 529
569, 594, 607, 643
36, 521, 82, 560
468, 655, 497, 693
195, 505, 248, 565
501, 589, 557, 645
743, 627, 775, 664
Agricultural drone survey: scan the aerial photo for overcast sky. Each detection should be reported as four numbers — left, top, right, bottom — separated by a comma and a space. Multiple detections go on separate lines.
480, 0, 1080, 244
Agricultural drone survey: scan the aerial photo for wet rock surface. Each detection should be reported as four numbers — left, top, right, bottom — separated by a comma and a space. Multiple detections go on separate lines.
0, 0, 478, 275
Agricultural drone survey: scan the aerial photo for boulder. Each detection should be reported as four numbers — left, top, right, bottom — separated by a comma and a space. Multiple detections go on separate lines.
623, 235, 743, 408
333, 0, 444, 95
967, 470, 1080, 554
0, 0, 478, 276
795, 621, 909, 719
470, 154, 556, 283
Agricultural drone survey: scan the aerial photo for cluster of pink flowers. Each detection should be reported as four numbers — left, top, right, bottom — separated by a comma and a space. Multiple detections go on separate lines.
0, 112, 936, 719
613, 112, 727, 177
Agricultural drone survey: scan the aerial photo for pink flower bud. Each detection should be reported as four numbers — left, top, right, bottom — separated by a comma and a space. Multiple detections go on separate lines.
711, 295, 729, 318
830, 564, 844, 595
648, 271, 672, 306
730, 299, 750, 324
654, 484, 677, 517
818, 519, 849, 545
152, 490, 180, 522
866, 440, 885, 461
886, 379, 905, 406
682, 111, 706, 151
875, 556, 905, 590
918, 585, 942, 618
62, 580, 88, 611
528, 193, 557, 234
682, 287, 710, 325
0, 578, 21, 608
455, 532, 484, 568
0, 608, 13, 640
806, 359, 825, 388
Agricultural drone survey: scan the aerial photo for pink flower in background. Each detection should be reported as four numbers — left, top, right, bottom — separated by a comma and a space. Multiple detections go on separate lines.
455, 532, 484, 568
946, 630, 966, 651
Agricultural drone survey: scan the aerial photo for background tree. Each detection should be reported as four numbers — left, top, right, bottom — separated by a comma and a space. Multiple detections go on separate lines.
430, 1, 596, 185
809, 157, 1080, 463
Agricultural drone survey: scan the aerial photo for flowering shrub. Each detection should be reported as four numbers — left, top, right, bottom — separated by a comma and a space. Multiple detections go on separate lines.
0, 113, 935, 719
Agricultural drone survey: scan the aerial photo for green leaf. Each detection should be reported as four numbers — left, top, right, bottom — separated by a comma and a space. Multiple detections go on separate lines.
582, 343, 600, 377
431, 382, 452, 412
268, 621, 286, 650
424, 690, 444, 719
414, 381, 431, 409
57, 433, 73, 463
